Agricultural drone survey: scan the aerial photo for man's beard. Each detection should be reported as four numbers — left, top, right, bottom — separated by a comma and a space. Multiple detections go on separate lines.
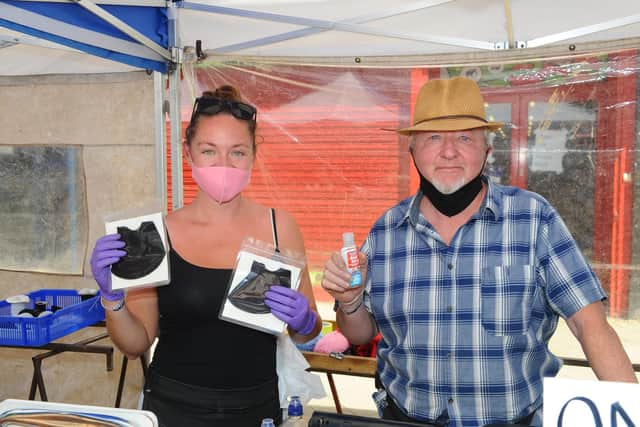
431, 176, 467, 195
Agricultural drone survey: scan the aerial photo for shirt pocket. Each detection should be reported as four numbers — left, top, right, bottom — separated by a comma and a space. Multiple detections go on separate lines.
481, 265, 537, 336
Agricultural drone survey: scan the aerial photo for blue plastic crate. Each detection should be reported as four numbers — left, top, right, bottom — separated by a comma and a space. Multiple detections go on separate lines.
0, 289, 105, 347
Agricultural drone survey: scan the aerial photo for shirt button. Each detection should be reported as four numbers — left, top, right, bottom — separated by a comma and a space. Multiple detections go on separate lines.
447, 352, 452, 359
448, 398, 454, 404
447, 263, 453, 270
447, 306, 453, 313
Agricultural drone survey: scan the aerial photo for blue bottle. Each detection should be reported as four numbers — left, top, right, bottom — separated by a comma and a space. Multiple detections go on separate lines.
261, 418, 275, 427
287, 395, 303, 424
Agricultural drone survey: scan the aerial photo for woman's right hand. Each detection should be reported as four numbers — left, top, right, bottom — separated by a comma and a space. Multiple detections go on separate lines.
321, 251, 368, 304
90, 234, 126, 301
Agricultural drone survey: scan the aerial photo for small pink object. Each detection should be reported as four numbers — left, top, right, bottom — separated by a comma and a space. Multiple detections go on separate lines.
313, 330, 350, 354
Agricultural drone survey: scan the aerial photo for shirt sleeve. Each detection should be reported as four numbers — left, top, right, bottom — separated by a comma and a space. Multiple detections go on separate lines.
537, 203, 607, 319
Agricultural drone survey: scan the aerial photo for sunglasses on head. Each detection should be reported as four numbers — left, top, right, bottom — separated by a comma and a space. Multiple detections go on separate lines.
190, 96, 257, 124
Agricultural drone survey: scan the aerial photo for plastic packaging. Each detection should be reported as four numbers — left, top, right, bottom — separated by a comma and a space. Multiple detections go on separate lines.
103, 205, 170, 292
341, 232, 362, 287
220, 237, 307, 335
276, 333, 326, 410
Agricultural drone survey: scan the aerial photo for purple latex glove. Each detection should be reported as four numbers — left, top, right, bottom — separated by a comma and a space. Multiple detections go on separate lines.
90, 234, 126, 301
264, 285, 317, 335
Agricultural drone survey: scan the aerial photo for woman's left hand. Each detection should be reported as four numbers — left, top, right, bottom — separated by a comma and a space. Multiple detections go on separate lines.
264, 285, 317, 335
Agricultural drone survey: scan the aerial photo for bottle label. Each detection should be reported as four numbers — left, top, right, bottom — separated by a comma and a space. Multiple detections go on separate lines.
344, 249, 359, 270
350, 271, 362, 287
342, 247, 362, 287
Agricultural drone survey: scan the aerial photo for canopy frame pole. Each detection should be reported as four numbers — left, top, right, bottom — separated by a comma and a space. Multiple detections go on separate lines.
212, 0, 454, 53
167, 0, 183, 210
72, 0, 172, 60
180, 1, 496, 51
527, 14, 640, 48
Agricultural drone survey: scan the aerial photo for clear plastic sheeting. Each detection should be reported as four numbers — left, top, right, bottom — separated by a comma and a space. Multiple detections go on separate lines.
0, 146, 87, 274
177, 48, 640, 319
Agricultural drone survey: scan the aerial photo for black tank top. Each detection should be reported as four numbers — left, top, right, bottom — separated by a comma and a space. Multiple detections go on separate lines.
152, 247, 277, 388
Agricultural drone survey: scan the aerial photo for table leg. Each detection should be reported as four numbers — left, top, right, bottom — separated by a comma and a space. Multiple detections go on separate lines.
326, 373, 342, 414
31, 358, 48, 401
115, 356, 128, 408
28, 366, 38, 400
21, 332, 113, 401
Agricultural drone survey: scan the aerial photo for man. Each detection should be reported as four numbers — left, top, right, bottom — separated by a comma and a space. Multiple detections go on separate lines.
321, 76, 637, 427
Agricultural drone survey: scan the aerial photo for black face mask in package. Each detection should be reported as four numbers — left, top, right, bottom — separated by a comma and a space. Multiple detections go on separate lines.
111, 221, 166, 280
228, 261, 292, 314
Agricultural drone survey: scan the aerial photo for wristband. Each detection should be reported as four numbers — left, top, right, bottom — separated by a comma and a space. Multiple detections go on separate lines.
340, 298, 363, 315
333, 289, 364, 313
342, 289, 365, 306
101, 297, 125, 312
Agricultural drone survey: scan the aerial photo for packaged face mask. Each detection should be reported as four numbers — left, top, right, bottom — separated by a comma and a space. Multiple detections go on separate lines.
219, 237, 305, 335
105, 211, 170, 291
228, 261, 292, 314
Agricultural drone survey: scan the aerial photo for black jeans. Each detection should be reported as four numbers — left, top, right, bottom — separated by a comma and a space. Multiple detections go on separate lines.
381, 395, 443, 427
142, 367, 281, 427
377, 374, 534, 427
383, 396, 534, 427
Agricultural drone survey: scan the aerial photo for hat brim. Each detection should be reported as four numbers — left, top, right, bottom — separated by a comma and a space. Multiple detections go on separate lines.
392, 117, 503, 135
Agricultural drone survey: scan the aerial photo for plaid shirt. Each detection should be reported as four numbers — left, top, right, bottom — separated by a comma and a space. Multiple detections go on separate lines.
362, 178, 606, 427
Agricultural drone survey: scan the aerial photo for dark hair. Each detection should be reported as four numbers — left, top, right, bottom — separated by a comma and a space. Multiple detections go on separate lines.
184, 85, 257, 151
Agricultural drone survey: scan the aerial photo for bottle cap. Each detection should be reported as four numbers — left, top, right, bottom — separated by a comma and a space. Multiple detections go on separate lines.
261, 418, 275, 427
342, 232, 355, 246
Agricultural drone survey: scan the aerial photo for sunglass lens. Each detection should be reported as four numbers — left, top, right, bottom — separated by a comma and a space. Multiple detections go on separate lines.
200, 104, 223, 115
192, 97, 255, 122
231, 103, 256, 120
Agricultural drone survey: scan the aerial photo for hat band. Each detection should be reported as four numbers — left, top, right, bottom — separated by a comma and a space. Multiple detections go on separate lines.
415, 114, 488, 125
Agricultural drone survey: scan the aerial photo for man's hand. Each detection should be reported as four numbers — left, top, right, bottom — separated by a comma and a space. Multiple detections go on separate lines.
321, 251, 368, 303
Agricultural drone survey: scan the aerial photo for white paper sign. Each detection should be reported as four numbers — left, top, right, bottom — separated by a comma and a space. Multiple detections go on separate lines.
530, 128, 568, 174
543, 377, 640, 426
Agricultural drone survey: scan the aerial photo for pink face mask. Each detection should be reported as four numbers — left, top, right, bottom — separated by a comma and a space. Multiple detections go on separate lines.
191, 165, 251, 203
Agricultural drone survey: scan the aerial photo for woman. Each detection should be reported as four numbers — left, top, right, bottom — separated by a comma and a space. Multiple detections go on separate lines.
90, 85, 321, 427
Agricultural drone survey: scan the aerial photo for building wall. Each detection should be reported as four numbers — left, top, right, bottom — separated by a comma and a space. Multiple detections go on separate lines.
0, 71, 156, 408
167, 106, 407, 286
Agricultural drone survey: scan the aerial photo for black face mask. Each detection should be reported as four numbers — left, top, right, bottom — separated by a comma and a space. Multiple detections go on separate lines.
228, 261, 292, 314
419, 172, 484, 217
111, 221, 166, 280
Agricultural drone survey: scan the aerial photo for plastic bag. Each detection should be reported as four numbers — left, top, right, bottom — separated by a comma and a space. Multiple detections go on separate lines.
276, 333, 326, 408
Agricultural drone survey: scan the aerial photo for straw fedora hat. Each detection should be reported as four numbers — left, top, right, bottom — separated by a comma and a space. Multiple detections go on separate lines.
396, 76, 503, 135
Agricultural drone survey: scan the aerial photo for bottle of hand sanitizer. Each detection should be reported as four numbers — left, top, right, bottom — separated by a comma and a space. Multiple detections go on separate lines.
341, 232, 362, 287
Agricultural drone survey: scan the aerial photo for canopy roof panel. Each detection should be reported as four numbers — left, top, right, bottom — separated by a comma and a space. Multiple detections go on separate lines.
181, 0, 640, 57
0, 0, 169, 75
1, 0, 639, 75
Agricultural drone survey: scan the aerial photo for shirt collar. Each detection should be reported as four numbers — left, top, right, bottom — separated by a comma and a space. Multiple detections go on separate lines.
394, 192, 421, 229
482, 177, 503, 220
